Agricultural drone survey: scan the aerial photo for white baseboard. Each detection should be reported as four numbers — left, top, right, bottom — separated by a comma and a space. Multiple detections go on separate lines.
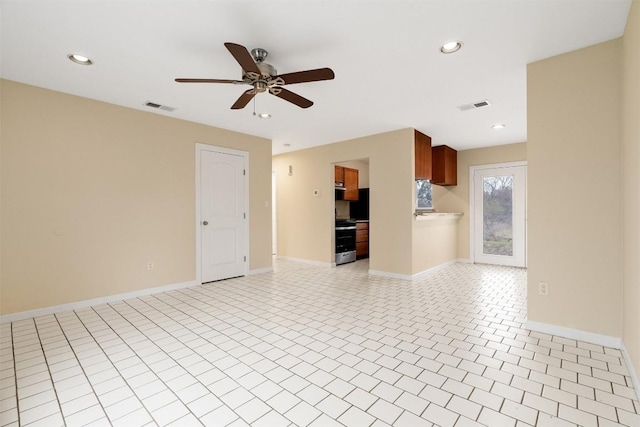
248, 266, 274, 275
621, 341, 640, 403
370, 260, 460, 281
525, 320, 622, 349
457, 258, 472, 264
276, 256, 333, 267
0, 280, 197, 324
526, 321, 639, 401
412, 260, 458, 280
368, 270, 413, 280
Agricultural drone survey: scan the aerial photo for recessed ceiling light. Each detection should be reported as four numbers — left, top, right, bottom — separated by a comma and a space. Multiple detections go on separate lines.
258, 113, 271, 119
492, 124, 506, 129
67, 54, 93, 65
440, 41, 462, 54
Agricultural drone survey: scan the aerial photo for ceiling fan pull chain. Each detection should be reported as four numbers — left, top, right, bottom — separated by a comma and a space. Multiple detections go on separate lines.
253, 97, 256, 116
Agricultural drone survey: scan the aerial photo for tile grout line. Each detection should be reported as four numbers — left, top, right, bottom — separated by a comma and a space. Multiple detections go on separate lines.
33, 317, 67, 427
134, 292, 324, 426
85, 304, 192, 426
147, 288, 393, 426
109, 299, 241, 425
10, 322, 21, 427
163, 285, 367, 424
52, 311, 114, 426
6, 261, 639, 427
178, 268, 500, 424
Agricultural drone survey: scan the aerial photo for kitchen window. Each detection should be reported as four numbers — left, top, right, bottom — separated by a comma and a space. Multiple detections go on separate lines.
416, 179, 433, 210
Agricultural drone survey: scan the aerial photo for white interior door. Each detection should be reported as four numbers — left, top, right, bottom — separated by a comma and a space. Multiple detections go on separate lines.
199, 147, 247, 282
472, 164, 527, 267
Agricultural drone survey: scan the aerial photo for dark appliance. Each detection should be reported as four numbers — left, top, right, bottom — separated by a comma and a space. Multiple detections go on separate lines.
335, 219, 356, 265
350, 188, 369, 220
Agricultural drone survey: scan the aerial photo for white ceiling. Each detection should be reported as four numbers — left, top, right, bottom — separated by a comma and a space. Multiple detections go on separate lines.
0, 0, 631, 155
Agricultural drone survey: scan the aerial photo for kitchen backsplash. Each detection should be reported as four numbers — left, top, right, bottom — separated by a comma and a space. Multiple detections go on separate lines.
336, 200, 350, 219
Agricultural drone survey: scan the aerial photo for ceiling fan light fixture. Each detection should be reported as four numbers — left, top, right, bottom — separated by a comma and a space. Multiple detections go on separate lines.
440, 41, 462, 54
67, 54, 93, 65
258, 113, 271, 119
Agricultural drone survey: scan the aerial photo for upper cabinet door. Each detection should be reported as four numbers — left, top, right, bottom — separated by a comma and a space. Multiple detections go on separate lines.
432, 145, 457, 186
335, 165, 345, 186
344, 168, 359, 201
414, 130, 432, 181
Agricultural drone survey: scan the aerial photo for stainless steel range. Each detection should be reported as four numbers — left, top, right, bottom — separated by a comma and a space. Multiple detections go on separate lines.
335, 219, 356, 265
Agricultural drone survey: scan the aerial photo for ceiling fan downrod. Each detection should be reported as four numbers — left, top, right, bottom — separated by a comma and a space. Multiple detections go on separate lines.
251, 48, 268, 63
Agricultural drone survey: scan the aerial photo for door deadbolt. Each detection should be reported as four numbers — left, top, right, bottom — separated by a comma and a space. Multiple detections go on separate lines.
202, 221, 208, 226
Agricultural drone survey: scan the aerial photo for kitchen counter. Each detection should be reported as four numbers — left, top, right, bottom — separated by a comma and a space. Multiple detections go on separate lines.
414, 212, 463, 221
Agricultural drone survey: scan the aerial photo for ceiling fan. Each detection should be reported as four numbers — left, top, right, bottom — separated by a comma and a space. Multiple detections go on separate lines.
175, 42, 335, 110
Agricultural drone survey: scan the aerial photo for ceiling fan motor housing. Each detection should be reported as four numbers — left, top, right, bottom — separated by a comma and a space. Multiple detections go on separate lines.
243, 62, 277, 80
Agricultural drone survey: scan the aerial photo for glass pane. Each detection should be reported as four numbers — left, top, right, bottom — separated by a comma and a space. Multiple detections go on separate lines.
483, 175, 513, 256
416, 180, 432, 209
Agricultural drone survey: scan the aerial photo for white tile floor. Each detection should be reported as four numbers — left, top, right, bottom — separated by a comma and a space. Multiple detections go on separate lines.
1, 260, 639, 427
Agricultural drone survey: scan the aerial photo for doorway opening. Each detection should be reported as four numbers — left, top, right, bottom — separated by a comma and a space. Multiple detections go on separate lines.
333, 158, 370, 266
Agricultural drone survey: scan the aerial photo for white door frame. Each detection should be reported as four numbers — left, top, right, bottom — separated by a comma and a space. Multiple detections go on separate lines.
195, 143, 250, 284
272, 169, 278, 256
469, 161, 527, 266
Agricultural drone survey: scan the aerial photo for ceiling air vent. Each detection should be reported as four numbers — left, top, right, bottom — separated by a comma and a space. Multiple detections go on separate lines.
457, 99, 491, 112
144, 101, 176, 112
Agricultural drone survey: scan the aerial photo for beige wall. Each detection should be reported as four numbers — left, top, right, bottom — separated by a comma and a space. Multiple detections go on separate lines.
1, 79, 273, 315
273, 129, 415, 275
274, 129, 461, 276
622, 0, 640, 386
412, 219, 458, 274
434, 143, 527, 260
527, 40, 623, 337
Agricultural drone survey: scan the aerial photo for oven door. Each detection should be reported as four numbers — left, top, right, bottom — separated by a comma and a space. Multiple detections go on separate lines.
336, 226, 356, 253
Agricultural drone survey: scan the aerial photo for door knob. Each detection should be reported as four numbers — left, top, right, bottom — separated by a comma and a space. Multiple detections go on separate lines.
202, 221, 208, 226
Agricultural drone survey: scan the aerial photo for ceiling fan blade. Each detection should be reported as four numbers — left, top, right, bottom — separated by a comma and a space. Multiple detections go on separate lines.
270, 87, 313, 108
175, 78, 245, 84
231, 89, 256, 110
275, 68, 335, 85
224, 42, 261, 75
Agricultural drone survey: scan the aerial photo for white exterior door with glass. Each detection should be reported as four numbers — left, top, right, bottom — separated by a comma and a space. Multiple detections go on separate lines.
471, 163, 527, 267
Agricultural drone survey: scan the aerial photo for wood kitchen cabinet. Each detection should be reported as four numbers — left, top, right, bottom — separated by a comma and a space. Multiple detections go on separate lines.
335, 165, 359, 201
432, 145, 457, 186
334, 165, 344, 186
414, 130, 432, 181
344, 168, 359, 201
356, 221, 369, 259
